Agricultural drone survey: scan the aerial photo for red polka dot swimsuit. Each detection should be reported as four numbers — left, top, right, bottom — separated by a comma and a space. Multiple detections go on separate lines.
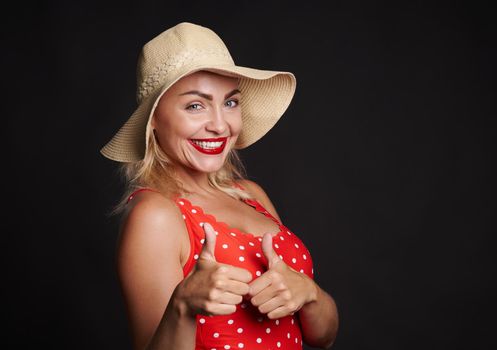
127, 188, 315, 350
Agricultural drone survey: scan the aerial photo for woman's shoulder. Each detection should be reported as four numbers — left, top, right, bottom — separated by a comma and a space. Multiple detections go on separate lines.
237, 179, 271, 202
123, 189, 182, 223
118, 189, 187, 247
236, 179, 282, 222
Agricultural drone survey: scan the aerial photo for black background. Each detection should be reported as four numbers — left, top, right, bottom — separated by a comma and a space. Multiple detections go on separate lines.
3, 0, 496, 349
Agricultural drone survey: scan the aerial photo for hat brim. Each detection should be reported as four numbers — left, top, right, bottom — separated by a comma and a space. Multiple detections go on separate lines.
100, 64, 296, 162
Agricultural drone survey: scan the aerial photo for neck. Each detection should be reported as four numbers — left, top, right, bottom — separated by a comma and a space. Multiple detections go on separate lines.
172, 164, 217, 196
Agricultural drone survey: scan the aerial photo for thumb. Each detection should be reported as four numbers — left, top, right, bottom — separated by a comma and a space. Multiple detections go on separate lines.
262, 232, 280, 269
199, 222, 217, 262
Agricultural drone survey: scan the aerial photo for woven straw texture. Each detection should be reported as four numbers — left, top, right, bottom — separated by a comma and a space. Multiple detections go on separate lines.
100, 22, 296, 162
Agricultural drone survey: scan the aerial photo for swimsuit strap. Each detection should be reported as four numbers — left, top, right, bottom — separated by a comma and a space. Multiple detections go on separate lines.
126, 187, 160, 204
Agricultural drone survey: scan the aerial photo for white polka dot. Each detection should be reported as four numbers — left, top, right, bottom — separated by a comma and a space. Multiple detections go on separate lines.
256, 338, 262, 344
294, 243, 299, 248
215, 231, 219, 236
291, 319, 294, 325
182, 214, 186, 220
191, 209, 197, 214
295, 337, 298, 343
277, 342, 281, 348
239, 245, 245, 250
256, 253, 261, 258
241, 303, 247, 309
258, 237, 262, 241
266, 327, 271, 334
199, 318, 205, 324
238, 343, 244, 349
287, 332, 291, 339
213, 332, 219, 338
222, 244, 229, 249
179, 201, 184, 205
256, 271, 261, 276
249, 242, 255, 246
292, 258, 297, 263
300, 269, 304, 273
199, 222, 204, 227
274, 244, 279, 249
312, 268, 314, 274
303, 254, 307, 260
287, 231, 291, 235
228, 319, 234, 324
275, 319, 280, 325
194, 254, 199, 260
224, 346, 230, 350
230, 232, 236, 237
237, 327, 243, 333
200, 238, 205, 244
211, 348, 216, 350
279, 255, 283, 260
279, 236, 284, 240
239, 256, 245, 262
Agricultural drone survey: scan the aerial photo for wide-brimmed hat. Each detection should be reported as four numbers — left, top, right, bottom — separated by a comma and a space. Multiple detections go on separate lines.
100, 22, 296, 162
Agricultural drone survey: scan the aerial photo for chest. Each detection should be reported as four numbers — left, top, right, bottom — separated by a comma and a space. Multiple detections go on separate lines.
183, 195, 281, 238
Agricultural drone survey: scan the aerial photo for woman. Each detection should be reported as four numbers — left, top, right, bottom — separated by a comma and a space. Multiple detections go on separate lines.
101, 22, 339, 350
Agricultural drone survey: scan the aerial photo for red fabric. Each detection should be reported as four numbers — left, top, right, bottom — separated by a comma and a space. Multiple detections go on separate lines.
127, 188, 315, 349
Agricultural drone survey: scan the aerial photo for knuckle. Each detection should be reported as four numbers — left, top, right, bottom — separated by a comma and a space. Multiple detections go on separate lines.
276, 282, 287, 291
282, 291, 292, 301
204, 301, 215, 313
217, 265, 228, 274
240, 283, 250, 295
214, 279, 225, 289
270, 271, 281, 282
287, 301, 297, 312
208, 289, 218, 301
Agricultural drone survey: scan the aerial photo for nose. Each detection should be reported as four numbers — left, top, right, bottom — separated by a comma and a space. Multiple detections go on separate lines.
205, 107, 228, 134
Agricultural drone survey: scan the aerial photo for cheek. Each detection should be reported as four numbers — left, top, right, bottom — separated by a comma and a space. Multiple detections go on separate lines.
231, 113, 243, 136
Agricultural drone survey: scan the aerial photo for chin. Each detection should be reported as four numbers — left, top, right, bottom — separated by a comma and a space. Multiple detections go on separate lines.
190, 156, 227, 173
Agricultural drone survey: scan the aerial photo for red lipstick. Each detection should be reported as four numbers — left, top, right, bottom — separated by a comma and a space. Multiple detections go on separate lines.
188, 137, 228, 155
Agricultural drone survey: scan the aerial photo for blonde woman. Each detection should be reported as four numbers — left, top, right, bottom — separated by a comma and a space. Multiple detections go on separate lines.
101, 22, 338, 350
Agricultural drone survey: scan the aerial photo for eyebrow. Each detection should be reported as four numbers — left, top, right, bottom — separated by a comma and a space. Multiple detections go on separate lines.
178, 89, 241, 100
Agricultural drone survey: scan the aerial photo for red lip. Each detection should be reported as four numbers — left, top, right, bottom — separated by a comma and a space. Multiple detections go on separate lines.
188, 137, 228, 155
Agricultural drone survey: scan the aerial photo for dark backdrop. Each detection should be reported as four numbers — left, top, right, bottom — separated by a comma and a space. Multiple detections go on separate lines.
3, 0, 496, 349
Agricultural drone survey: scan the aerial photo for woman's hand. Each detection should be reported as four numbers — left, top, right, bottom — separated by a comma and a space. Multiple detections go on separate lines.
247, 233, 318, 319
175, 223, 253, 318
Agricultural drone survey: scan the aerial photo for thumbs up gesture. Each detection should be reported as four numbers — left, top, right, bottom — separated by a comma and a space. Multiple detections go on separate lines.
177, 223, 252, 317
247, 233, 317, 319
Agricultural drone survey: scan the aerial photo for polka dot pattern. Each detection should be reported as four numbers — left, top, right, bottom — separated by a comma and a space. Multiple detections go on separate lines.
173, 195, 314, 349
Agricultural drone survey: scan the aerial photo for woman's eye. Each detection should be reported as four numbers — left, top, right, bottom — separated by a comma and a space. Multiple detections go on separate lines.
226, 99, 239, 108
186, 103, 202, 110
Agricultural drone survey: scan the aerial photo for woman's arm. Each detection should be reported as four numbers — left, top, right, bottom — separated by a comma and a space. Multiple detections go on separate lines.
116, 192, 196, 350
298, 280, 339, 348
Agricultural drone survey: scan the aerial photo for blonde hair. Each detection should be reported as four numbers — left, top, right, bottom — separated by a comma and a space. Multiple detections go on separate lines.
110, 121, 252, 216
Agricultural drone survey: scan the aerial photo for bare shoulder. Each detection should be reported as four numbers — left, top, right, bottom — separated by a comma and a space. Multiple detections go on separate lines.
237, 179, 282, 222
117, 190, 188, 272
121, 190, 184, 233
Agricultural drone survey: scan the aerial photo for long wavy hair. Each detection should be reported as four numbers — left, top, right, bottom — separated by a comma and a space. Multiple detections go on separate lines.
110, 117, 252, 216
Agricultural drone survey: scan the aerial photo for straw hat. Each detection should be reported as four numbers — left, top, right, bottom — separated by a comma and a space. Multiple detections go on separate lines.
100, 22, 296, 162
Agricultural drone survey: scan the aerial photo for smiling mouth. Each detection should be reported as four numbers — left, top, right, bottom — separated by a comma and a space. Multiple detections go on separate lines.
188, 137, 228, 155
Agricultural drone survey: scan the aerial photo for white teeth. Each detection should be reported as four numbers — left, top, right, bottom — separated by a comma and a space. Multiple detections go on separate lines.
192, 140, 224, 149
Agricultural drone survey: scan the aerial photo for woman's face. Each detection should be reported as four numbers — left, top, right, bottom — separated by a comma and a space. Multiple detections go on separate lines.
152, 70, 242, 174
